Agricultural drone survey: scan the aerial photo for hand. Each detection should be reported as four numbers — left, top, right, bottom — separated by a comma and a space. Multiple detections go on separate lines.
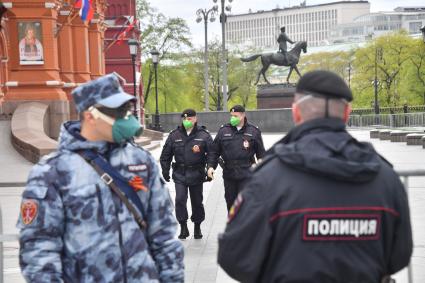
162, 172, 170, 182
207, 167, 215, 180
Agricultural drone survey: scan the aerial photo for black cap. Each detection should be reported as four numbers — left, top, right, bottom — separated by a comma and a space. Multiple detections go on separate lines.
230, 105, 245, 113
181, 109, 196, 118
296, 70, 353, 102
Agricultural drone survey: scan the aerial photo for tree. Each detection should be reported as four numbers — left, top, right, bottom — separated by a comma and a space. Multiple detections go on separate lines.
405, 39, 425, 104
136, 0, 192, 105
353, 31, 413, 107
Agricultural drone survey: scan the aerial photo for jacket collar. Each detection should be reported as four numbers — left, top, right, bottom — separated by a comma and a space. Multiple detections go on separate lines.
281, 118, 346, 144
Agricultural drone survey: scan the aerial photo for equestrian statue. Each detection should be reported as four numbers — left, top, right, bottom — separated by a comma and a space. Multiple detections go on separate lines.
241, 26, 307, 85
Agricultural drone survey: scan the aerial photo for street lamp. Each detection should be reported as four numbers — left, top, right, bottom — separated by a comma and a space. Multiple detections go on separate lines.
346, 62, 352, 90
128, 39, 139, 120
150, 48, 161, 131
213, 0, 233, 111
421, 25, 425, 43
196, 5, 218, 111
374, 46, 382, 123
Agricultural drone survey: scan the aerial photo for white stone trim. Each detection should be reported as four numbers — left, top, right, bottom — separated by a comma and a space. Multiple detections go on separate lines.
45, 2, 56, 9
46, 80, 61, 86
2, 3, 12, 8
63, 82, 76, 88
60, 10, 71, 16
91, 19, 100, 24
5, 81, 18, 87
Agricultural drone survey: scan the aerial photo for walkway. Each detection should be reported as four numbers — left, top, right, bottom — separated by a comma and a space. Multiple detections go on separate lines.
0, 125, 424, 282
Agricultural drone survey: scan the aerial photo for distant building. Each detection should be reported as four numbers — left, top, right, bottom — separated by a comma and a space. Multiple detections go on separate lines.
225, 1, 370, 49
330, 7, 425, 43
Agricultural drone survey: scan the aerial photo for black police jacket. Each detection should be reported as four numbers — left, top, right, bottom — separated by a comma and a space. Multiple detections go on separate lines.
218, 118, 413, 283
210, 119, 265, 180
160, 124, 214, 185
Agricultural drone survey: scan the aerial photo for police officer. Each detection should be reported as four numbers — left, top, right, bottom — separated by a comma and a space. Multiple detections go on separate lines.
218, 71, 413, 283
160, 109, 213, 239
17, 74, 184, 283
208, 105, 265, 211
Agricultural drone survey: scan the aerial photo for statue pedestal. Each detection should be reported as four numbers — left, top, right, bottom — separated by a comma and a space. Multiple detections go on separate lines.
257, 83, 296, 109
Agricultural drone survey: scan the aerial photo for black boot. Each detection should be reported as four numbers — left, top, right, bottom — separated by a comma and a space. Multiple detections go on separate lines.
194, 223, 203, 239
178, 222, 189, 239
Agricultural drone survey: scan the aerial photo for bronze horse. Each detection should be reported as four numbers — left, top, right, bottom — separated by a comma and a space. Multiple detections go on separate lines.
241, 41, 307, 85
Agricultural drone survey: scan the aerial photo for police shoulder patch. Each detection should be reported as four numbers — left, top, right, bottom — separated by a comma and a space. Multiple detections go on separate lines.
21, 200, 38, 225
227, 193, 244, 223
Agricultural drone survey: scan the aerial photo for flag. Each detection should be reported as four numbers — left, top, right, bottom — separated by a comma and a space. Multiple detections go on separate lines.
75, 0, 94, 22
116, 18, 137, 45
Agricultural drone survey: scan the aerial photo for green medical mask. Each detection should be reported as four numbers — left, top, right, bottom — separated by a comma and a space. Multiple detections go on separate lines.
89, 107, 142, 143
183, 120, 193, 129
112, 115, 143, 143
230, 116, 241, 127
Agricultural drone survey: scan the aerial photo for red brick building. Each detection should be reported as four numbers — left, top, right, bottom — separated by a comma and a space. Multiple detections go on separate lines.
104, 0, 143, 121
0, 0, 108, 136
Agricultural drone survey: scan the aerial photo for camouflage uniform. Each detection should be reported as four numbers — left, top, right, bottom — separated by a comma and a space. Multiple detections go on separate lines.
17, 74, 184, 283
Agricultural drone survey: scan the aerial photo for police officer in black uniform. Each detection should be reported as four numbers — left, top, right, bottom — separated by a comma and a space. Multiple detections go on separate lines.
160, 109, 213, 240
217, 71, 413, 283
208, 105, 265, 211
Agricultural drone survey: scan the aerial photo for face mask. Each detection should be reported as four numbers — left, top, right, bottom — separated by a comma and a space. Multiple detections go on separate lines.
183, 120, 193, 129
89, 107, 143, 143
112, 115, 143, 143
230, 116, 241, 127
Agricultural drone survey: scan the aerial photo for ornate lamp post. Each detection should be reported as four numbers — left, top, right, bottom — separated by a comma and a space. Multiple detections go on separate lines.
346, 62, 352, 89
374, 47, 382, 116
196, 5, 218, 111
213, 0, 233, 111
150, 48, 161, 131
127, 39, 139, 120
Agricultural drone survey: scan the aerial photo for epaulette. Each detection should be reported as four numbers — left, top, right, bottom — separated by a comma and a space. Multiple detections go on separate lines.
39, 151, 60, 165
247, 122, 260, 130
199, 125, 210, 133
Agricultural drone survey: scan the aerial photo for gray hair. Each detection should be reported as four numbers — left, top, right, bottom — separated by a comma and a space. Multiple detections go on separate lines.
294, 93, 349, 121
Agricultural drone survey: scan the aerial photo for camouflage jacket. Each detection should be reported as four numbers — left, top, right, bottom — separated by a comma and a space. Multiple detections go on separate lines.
17, 121, 184, 283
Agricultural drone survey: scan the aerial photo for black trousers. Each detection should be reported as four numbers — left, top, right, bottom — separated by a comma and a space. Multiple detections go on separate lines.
223, 178, 247, 212
175, 183, 205, 224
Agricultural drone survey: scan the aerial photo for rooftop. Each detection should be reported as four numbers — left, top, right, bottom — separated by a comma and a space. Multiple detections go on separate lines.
228, 1, 369, 18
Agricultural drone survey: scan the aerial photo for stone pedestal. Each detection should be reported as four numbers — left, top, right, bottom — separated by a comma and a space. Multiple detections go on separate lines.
257, 83, 296, 109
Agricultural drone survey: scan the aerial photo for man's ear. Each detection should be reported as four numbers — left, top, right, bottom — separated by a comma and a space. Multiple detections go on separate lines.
292, 103, 302, 125
343, 104, 352, 123
82, 111, 96, 124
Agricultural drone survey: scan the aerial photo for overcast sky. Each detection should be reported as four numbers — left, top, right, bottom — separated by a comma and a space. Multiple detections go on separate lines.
149, 0, 424, 47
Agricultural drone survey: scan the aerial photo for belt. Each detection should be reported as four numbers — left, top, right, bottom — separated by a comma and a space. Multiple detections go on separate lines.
223, 159, 253, 167
173, 162, 205, 169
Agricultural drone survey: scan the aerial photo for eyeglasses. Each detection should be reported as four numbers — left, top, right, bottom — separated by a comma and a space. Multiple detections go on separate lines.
94, 102, 132, 119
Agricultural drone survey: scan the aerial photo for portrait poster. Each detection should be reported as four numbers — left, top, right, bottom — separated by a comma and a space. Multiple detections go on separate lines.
18, 22, 44, 65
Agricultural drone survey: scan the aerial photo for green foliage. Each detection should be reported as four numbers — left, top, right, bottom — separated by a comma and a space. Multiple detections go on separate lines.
299, 31, 425, 108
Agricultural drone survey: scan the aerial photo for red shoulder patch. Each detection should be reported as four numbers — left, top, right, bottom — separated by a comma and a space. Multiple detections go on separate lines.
227, 193, 244, 223
21, 200, 38, 225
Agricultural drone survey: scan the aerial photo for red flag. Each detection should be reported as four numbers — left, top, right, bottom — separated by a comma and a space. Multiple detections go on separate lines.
116, 19, 136, 45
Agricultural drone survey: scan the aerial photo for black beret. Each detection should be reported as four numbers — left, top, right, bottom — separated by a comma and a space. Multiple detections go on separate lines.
230, 105, 245, 113
181, 109, 196, 118
296, 70, 352, 102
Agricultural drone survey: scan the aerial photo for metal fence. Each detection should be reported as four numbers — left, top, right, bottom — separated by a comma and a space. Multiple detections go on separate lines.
1, 170, 424, 283
348, 113, 425, 128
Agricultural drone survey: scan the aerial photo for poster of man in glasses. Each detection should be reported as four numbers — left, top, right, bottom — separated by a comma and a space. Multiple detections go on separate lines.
18, 22, 44, 65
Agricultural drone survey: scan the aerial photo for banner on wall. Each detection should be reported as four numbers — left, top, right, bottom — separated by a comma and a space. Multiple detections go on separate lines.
18, 22, 44, 65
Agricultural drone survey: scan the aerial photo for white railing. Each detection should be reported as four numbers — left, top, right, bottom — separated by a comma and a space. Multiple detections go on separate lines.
348, 113, 425, 128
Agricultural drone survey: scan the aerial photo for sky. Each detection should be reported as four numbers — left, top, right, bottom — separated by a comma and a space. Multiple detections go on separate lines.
150, 0, 425, 47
